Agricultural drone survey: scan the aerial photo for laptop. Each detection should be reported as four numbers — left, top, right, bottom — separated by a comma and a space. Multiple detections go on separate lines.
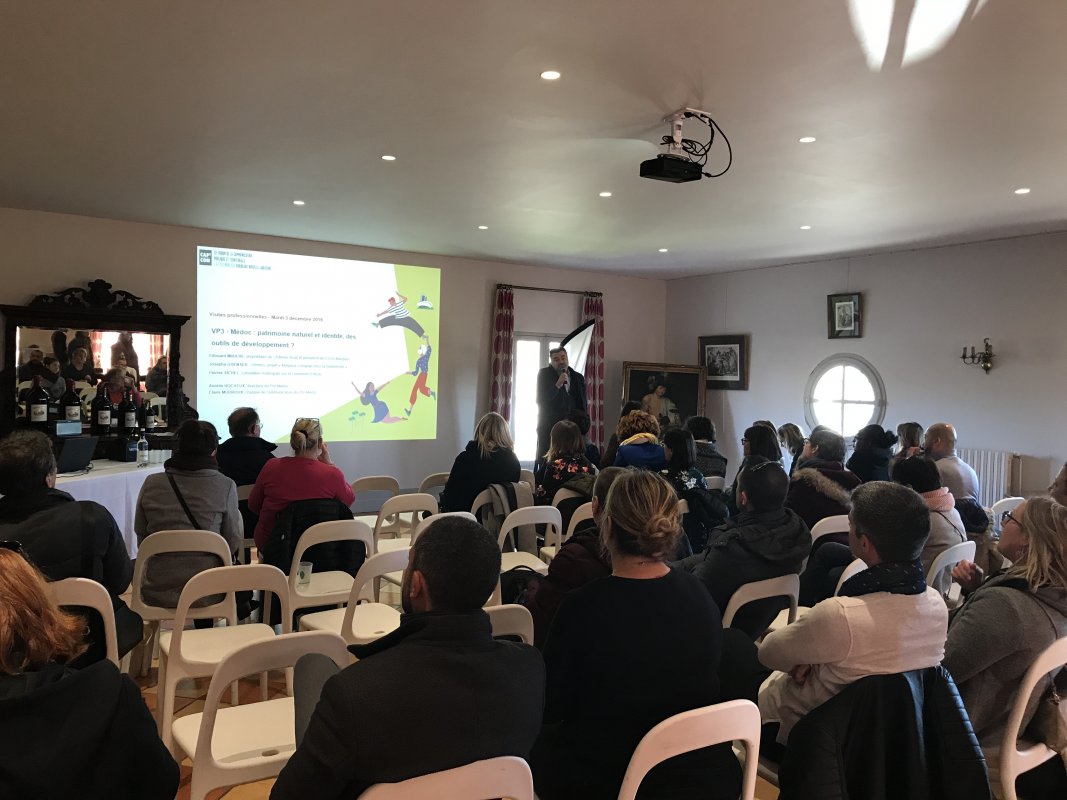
54, 435, 98, 474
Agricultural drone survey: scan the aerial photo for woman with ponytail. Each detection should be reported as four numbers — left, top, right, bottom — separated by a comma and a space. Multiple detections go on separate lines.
531, 470, 741, 800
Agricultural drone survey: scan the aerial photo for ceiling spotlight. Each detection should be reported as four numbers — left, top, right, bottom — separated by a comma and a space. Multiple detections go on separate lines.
540, 70, 561, 80
658, 248, 669, 253
292, 200, 306, 206
798, 136, 817, 143
381, 155, 397, 161
477, 225, 489, 230
1014, 187, 1031, 195
800, 225, 812, 230
598, 191, 612, 197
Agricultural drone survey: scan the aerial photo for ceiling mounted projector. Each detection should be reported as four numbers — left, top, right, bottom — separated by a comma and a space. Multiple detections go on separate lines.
640, 107, 733, 184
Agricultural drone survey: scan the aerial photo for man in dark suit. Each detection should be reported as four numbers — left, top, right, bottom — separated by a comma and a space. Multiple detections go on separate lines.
271, 516, 545, 800
536, 346, 587, 465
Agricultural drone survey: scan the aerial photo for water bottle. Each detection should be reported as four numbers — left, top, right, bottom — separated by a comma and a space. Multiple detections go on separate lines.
137, 428, 150, 467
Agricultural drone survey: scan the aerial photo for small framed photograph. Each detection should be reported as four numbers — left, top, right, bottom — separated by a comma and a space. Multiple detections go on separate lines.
698, 335, 749, 391
827, 292, 862, 339
621, 362, 706, 429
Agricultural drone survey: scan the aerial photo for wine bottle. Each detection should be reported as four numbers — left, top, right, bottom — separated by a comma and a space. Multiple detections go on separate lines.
144, 400, 156, 429
119, 389, 138, 436
62, 379, 82, 424
91, 388, 114, 436
26, 376, 50, 430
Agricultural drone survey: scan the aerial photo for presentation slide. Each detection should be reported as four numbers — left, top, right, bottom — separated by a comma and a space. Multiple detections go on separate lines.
196, 246, 440, 445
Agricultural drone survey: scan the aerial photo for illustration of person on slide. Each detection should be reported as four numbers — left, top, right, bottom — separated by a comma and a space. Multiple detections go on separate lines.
406, 336, 436, 416
373, 293, 425, 338
354, 379, 407, 424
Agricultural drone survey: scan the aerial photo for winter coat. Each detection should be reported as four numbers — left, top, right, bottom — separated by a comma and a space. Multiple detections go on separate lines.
216, 435, 277, 488
786, 461, 861, 537
439, 442, 521, 513
845, 446, 893, 482
694, 441, 728, 479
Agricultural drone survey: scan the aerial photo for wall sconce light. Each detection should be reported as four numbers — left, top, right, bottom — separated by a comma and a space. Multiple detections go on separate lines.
961, 338, 994, 373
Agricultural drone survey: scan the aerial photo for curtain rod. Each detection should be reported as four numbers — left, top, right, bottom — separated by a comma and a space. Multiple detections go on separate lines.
498, 284, 602, 298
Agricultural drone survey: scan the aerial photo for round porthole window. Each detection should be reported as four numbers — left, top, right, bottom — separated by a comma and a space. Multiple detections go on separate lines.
803, 354, 886, 436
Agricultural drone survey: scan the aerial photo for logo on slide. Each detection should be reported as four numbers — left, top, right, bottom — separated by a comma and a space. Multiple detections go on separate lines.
198, 249, 213, 266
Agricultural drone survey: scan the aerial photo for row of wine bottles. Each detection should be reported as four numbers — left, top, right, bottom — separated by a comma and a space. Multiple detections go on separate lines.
24, 375, 158, 436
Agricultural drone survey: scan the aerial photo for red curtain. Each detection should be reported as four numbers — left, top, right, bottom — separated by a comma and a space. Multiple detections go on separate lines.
489, 286, 515, 422
582, 293, 606, 452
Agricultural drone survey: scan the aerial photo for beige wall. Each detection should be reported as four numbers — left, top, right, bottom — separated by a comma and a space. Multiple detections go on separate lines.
0, 207, 666, 487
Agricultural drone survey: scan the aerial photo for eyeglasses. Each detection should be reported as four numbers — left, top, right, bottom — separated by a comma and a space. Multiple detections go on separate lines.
1001, 509, 1021, 528
741, 437, 748, 444
294, 417, 320, 428
0, 540, 25, 555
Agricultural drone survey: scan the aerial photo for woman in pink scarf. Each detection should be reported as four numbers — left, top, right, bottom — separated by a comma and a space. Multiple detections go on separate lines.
891, 455, 966, 582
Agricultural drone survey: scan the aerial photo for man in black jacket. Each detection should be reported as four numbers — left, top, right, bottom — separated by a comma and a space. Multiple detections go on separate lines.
216, 406, 277, 487
271, 516, 545, 800
0, 430, 143, 663
677, 457, 811, 639
536, 346, 586, 466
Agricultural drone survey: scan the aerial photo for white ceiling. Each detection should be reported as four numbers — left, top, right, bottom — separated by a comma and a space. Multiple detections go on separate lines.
2, 1, 1066, 278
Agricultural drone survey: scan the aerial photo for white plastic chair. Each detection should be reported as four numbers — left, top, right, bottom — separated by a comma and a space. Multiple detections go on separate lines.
485, 604, 535, 645
810, 514, 850, 544
130, 530, 237, 677
235, 484, 255, 564
358, 756, 534, 800
281, 519, 375, 619
566, 502, 595, 539
707, 475, 726, 491
677, 498, 690, 515
374, 493, 439, 554
141, 391, 159, 402
519, 469, 535, 487
157, 564, 290, 753
834, 558, 868, 595
992, 496, 1025, 536
299, 548, 407, 646
172, 631, 350, 800
990, 636, 1067, 800
617, 700, 761, 800
470, 487, 494, 520
926, 539, 976, 604
722, 574, 801, 630
148, 396, 167, 412
501, 506, 558, 573
541, 494, 588, 563
351, 475, 401, 530
378, 512, 477, 589
418, 471, 450, 494
48, 577, 120, 667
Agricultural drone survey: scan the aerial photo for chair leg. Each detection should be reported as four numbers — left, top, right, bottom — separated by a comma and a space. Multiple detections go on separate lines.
139, 621, 157, 677
230, 680, 240, 706
260, 670, 269, 701
285, 666, 294, 697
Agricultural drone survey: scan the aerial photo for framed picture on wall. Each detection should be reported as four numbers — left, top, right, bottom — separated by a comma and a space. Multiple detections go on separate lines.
827, 292, 863, 339
698, 334, 749, 390
622, 362, 706, 429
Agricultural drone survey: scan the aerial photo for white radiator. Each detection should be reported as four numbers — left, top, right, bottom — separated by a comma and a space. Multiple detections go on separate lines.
956, 448, 1022, 503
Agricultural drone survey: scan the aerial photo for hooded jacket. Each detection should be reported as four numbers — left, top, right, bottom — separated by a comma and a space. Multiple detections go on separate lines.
677, 507, 811, 639
786, 461, 861, 535
845, 446, 893, 482
439, 442, 521, 513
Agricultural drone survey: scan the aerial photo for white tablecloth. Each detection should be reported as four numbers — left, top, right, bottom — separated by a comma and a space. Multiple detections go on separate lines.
56, 460, 164, 558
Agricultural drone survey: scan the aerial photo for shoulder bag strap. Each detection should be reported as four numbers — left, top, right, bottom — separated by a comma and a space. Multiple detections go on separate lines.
166, 472, 203, 530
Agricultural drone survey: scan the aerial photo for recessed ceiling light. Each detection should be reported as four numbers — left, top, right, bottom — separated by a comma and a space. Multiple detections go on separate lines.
658, 248, 669, 253
477, 225, 489, 230
599, 191, 612, 197
540, 70, 561, 81
381, 154, 397, 161
1014, 187, 1031, 195
800, 225, 812, 230
292, 200, 306, 206
798, 136, 817, 143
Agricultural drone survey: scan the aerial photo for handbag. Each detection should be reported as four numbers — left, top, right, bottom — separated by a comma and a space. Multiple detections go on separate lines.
499, 565, 541, 605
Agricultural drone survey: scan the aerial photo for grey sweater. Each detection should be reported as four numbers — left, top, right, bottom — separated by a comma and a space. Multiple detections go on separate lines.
134, 467, 242, 607
943, 572, 1067, 747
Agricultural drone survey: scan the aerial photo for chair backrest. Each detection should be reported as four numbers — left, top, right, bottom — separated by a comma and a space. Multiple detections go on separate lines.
999, 636, 1067, 788
811, 514, 850, 542
236, 484, 254, 501
485, 604, 535, 645
148, 396, 167, 410
471, 488, 494, 519
339, 548, 412, 632
519, 469, 535, 487
565, 502, 594, 541
617, 700, 761, 800
48, 578, 119, 666
834, 558, 868, 595
707, 475, 726, 491
926, 540, 977, 593
499, 506, 562, 551
351, 475, 401, 497
374, 493, 439, 540
291, 520, 375, 582
130, 529, 234, 618
418, 472, 450, 493
991, 496, 1025, 534
358, 756, 534, 800
551, 487, 584, 507
722, 574, 801, 629
173, 566, 290, 648
141, 391, 159, 402
677, 498, 689, 515
412, 512, 477, 545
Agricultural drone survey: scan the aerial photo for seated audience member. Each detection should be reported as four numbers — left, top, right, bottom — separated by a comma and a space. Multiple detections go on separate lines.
531, 470, 742, 800
944, 497, 1067, 761
1049, 461, 1067, 506
687, 415, 728, 479
523, 467, 624, 647
601, 400, 642, 470
727, 424, 787, 514
567, 409, 601, 469
145, 355, 168, 395
777, 422, 805, 476
17, 347, 51, 383
661, 427, 708, 493
846, 424, 898, 482
612, 410, 666, 471
891, 456, 966, 578
99, 367, 141, 406
538, 420, 595, 503
61, 346, 98, 385
110, 351, 139, 386
248, 418, 355, 551
0, 548, 179, 800
677, 458, 810, 640
888, 420, 923, 474
216, 406, 277, 487
759, 482, 948, 745
923, 422, 981, 503
0, 431, 142, 664
271, 516, 545, 800
134, 421, 242, 615
785, 428, 861, 533
439, 411, 521, 513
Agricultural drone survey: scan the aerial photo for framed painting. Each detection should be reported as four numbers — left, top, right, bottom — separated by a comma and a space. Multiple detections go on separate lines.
698, 334, 749, 390
827, 292, 862, 339
621, 362, 706, 429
